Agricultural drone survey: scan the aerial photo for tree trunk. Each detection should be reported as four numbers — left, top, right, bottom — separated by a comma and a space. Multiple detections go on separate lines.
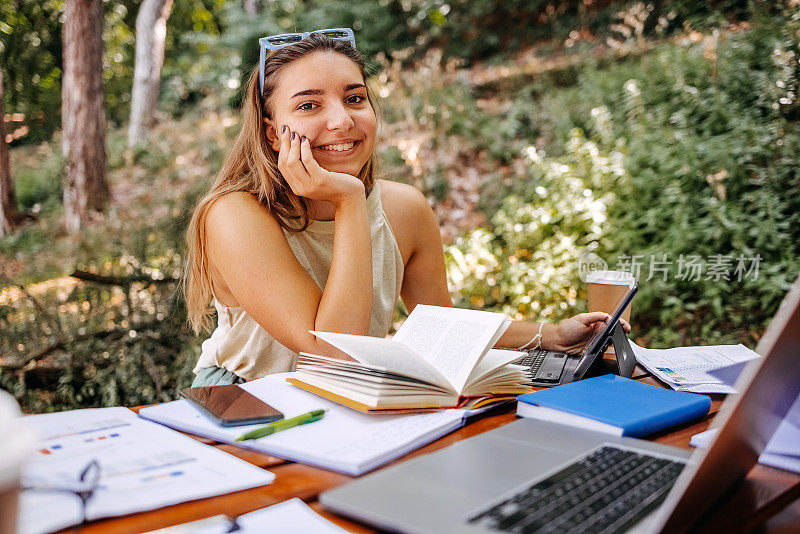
0, 68, 19, 237
128, 0, 173, 147
243, 0, 260, 16
62, 0, 109, 233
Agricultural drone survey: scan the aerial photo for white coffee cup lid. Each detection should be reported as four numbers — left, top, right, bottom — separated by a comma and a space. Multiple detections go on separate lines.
0, 391, 35, 489
585, 270, 636, 286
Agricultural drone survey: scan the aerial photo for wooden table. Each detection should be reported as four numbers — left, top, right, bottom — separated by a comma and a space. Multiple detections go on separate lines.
72, 368, 800, 533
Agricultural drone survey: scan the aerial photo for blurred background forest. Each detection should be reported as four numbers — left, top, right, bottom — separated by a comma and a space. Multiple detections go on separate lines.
1, 0, 798, 413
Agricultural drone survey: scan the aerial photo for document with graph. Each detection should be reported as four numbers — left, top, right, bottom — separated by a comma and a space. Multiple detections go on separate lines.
630, 341, 760, 393
19, 406, 274, 534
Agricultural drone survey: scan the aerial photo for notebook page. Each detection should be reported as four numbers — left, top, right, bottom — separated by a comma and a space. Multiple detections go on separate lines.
145, 499, 347, 534
760, 453, 800, 474
691, 392, 800, 475
393, 305, 510, 393
236, 498, 348, 533
139, 374, 466, 475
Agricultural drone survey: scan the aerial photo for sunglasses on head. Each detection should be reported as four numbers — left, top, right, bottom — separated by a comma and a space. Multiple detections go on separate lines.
258, 28, 356, 96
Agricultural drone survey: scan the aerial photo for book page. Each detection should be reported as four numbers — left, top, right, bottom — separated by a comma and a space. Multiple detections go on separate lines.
297, 357, 451, 392
310, 331, 451, 391
298, 353, 447, 388
393, 305, 510, 393
463, 348, 528, 387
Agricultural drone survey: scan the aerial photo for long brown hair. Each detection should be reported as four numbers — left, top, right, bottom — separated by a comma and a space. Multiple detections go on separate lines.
183, 34, 377, 333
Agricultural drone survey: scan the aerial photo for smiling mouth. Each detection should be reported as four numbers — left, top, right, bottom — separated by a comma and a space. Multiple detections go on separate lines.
315, 141, 358, 153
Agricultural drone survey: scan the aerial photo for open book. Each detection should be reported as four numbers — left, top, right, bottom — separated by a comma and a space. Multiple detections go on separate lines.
287, 305, 532, 412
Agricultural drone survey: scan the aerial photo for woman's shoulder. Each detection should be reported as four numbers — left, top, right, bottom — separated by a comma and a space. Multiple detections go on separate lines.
205, 191, 281, 234
378, 179, 431, 216
377, 180, 438, 262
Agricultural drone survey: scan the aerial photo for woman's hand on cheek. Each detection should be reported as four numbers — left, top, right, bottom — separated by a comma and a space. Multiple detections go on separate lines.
277, 126, 364, 207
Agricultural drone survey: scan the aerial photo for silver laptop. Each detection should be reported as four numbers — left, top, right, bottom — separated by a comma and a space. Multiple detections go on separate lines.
320, 273, 800, 533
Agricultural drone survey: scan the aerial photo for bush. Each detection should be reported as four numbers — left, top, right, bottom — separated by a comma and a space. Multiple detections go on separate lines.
448, 8, 800, 347
12, 143, 64, 212
447, 123, 626, 322
0, 278, 200, 412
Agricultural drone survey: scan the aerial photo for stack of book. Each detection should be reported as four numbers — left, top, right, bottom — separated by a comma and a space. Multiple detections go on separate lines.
288, 305, 532, 413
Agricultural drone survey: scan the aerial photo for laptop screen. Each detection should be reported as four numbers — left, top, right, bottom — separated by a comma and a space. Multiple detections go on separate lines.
652, 273, 800, 532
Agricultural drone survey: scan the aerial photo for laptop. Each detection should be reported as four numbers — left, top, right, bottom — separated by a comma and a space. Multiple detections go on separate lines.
518, 285, 638, 387
320, 273, 800, 533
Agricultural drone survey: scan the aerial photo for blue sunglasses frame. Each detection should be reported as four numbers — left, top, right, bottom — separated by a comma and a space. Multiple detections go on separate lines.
258, 28, 356, 96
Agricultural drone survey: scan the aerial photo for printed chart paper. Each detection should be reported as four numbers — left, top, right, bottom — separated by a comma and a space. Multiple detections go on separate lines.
19, 407, 274, 534
631, 342, 760, 393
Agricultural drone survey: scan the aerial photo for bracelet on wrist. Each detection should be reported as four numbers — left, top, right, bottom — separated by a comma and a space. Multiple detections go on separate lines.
517, 322, 545, 351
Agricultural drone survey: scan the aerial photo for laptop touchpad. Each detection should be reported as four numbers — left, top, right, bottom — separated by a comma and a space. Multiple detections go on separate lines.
406, 433, 577, 503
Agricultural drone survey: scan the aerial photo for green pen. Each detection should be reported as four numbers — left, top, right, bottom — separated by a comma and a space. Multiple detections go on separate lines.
235, 409, 326, 441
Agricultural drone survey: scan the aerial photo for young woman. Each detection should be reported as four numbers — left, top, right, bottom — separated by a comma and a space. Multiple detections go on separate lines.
183, 30, 626, 386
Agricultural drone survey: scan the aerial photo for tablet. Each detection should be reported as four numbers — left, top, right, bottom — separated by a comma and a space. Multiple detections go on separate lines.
572, 283, 638, 379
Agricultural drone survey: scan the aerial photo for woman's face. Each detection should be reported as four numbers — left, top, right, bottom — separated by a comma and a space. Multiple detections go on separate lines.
267, 51, 377, 178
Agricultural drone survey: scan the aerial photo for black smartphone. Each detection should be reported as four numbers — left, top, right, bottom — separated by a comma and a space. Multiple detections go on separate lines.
180, 384, 284, 427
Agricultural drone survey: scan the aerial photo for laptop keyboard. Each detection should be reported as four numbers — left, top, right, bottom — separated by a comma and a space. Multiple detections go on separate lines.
516, 349, 567, 383
467, 445, 684, 534
516, 350, 546, 373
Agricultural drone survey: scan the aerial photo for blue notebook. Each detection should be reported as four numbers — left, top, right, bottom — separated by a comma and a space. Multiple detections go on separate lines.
516, 375, 711, 438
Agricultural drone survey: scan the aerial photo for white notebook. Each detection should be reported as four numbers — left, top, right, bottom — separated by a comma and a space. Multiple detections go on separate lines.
139, 373, 472, 476
152, 498, 347, 534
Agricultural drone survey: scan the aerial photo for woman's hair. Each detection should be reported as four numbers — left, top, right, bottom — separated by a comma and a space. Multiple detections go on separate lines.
183, 33, 377, 333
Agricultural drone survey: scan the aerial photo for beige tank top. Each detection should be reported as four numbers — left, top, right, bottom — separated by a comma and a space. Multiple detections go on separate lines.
193, 181, 404, 380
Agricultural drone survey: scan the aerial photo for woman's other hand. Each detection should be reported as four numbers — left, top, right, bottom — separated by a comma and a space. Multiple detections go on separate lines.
277, 127, 364, 207
550, 312, 631, 353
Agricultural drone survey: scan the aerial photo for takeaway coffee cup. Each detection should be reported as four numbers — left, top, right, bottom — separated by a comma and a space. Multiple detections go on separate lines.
586, 270, 636, 321
0, 391, 34, 534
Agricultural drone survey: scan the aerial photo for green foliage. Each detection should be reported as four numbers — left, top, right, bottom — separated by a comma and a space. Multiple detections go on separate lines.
13, 148, 64, 212
0, 0, 62, 144
448, 5, 800, 347
0, 101, 239, 412
0, 277, 201, 412
102, 1, 136, 127
0, 208, 200, 411
601, 21, 800, 346
447, 124, 626, 321
0, 0, 228, 141
1, 0, 760, 146
375, 49, 492, 197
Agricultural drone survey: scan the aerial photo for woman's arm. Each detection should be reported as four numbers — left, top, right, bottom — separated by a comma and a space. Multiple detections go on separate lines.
496, 314, 631, 352
204, 193, 371, 357
384, 182, 629, 354
204, 135, 373, 358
